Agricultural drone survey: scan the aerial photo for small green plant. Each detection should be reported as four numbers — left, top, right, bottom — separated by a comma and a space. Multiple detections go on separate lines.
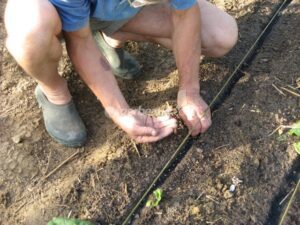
288, 121, 300, 155
146, 188, 163, 207
47, 218, 94, 225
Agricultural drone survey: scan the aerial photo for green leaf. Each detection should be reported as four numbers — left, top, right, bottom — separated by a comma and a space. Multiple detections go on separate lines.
146, 200, 152, 207
153, 188, 163, 207
294, 142, 300, 155
47, 218, 94, 225
146, 188, 164, 208
289, 121, 300, 136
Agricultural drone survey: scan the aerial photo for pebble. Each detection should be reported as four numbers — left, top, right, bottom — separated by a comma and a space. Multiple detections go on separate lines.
195, 147, 203, 154
229, 184, 236, 192
260, 58, 269, 63
253, 158, 260, 167
12, 135, 23, 144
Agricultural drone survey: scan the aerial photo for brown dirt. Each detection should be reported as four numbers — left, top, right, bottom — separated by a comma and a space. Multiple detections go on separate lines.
0, 0, 299, 225
134, 2, 300, 224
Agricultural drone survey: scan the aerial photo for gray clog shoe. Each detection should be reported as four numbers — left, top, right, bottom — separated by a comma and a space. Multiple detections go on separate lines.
35, 86, 87, 147
93, 31, 141, 79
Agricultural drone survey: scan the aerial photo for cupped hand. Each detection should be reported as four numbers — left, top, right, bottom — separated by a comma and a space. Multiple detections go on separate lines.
177, 89, 212, 136
107, 108, 177, 143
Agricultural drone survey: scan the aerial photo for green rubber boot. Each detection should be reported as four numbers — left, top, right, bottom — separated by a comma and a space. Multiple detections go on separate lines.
93, 31, 141, 79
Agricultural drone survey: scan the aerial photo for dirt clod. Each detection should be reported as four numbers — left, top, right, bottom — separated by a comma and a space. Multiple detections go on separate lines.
190, 206, 201, 216
223, 190, 234, 199
12, 135, 23, 144
0, 191, 11, 208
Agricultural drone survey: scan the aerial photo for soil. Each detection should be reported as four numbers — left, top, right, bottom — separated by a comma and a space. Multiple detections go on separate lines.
0, 0, 299, 225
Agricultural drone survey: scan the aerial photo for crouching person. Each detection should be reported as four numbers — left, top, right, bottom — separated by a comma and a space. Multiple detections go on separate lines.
4, 0, 238, 147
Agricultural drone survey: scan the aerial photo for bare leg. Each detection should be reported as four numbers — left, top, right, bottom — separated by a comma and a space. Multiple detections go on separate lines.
109, 0, 238, 57
5, 0, 71, 104
5, 0, 87, 147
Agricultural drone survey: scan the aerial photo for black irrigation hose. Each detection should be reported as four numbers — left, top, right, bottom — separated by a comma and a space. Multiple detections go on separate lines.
121, 1, 292, 224
266, 160, 300, 225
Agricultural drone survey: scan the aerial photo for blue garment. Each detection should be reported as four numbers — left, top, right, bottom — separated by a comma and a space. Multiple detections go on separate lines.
49, 0, 197, 32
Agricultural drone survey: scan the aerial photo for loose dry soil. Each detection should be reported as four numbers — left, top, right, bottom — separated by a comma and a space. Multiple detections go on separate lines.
0, 0, 299, 225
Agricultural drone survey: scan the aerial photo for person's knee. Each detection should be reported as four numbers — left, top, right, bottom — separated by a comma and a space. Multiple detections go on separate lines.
209, 16, 238, 57
5, 0, 61, 64
6, 29, 50, 65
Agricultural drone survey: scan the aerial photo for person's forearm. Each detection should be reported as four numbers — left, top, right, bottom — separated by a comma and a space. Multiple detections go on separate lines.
64, 28, 129, 114
172, 5, 202, 91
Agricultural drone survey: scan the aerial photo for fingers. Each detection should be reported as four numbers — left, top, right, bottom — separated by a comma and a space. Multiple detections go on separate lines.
151, 115, 177, 130
197, 109, 212, 133
132, 115, 177, 143
178, 91, 213, 136
179, 107, 202, 136
134, 125, 175, 143
179, 104, 213, 136
133, 125, 158, 137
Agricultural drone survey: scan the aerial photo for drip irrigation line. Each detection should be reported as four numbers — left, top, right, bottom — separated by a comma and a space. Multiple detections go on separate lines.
121, 1, 292, 224
266, 160, 300, 225
279, 178, 300, 225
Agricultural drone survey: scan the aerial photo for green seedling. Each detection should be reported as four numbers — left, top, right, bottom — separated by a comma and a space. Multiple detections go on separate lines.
47, 218, 94, 225
293, 142, 300, 155
288, 121, 300, 155
288, 121, 300, 136
146, 188, 163, 207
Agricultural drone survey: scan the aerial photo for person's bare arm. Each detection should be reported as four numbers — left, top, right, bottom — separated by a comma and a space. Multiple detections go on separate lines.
64, 26, 177, 142
171, 5, 211, 136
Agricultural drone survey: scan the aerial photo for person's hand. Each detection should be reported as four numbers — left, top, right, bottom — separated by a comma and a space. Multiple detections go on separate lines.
107, 108, 177, 143
177, 89, 212, 136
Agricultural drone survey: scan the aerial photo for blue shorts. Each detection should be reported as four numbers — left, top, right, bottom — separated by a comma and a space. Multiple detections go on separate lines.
49, 0, 197, 32
90, 18, 132, 35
